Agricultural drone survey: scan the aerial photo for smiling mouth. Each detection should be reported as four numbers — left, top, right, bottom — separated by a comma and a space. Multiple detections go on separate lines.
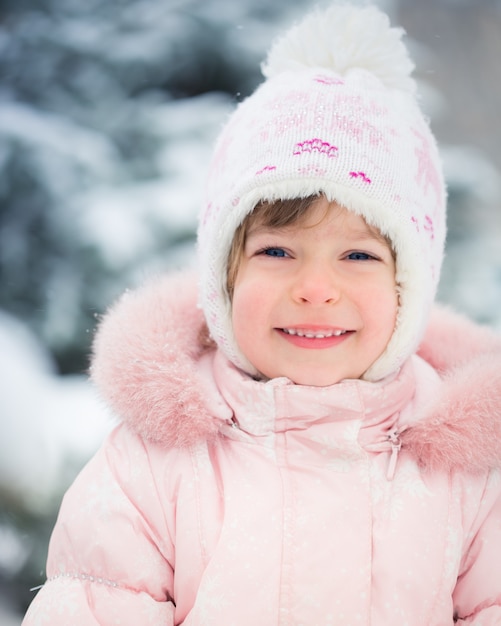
281, 328, 348, 338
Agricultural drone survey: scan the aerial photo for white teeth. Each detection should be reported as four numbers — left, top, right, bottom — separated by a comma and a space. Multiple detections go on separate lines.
282, 328, 346, 338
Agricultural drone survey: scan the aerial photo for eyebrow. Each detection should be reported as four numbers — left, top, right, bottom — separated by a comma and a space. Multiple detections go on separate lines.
248, 222, 387, 244
246, 222, 280, 236
349, 227, 389, 243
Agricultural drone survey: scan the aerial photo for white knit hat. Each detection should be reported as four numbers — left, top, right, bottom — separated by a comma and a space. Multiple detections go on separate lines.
197, 3, 447, 382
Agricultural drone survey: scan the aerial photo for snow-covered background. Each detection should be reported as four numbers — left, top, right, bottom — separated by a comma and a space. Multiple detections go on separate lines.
1, 0, 500, 622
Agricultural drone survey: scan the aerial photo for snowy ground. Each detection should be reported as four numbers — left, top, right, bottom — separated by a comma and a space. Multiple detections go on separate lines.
0, 311, 112, 515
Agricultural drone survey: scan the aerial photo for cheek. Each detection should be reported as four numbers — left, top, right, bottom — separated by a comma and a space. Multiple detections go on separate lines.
366, 284, 398, 337
233, 264, 274, 312
232, 277, 265, 336
351, 271, 397, 327
231, 283, 271, 372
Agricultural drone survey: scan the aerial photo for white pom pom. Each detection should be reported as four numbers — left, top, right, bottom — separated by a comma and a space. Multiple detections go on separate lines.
262, 4, 416, 94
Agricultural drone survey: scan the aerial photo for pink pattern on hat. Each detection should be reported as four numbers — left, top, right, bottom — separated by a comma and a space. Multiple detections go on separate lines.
256, 165, 277, 176
413, 128, 443, 204
293, 138, 338, 157
424, 215, 435, 240
314, 74, 345, 85
350, 171, 372, 184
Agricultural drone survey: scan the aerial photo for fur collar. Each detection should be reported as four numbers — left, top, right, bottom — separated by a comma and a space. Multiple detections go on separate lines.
90, 271, 501, 473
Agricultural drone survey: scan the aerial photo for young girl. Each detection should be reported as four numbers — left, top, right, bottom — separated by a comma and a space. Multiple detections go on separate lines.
23, 4, 501, 625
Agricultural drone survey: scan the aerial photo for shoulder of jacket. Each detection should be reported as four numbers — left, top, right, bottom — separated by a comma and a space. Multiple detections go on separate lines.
402, 304, 501, 473
90, 271, 221, 448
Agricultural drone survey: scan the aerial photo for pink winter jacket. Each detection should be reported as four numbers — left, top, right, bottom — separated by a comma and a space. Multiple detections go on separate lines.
23, 272, 501, 625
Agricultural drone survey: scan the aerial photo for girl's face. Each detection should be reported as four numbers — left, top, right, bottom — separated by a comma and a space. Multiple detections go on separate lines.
231, 198, 398, 386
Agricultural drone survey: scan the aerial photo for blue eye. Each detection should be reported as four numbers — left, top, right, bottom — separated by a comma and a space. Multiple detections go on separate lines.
346, 251, 374, 261
263, 247, 287, 257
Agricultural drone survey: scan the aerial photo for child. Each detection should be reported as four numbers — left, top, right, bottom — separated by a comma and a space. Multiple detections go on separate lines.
23, 4, 501, 625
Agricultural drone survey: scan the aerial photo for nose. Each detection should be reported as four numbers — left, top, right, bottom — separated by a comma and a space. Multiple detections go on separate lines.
291, 262, 341, 305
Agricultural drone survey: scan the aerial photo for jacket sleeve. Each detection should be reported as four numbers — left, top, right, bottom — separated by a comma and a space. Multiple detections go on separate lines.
453, 470, 501, 624
22, 425, 177, 626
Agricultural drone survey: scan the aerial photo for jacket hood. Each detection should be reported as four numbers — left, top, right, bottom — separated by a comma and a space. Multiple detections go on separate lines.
90, 271, 501, 473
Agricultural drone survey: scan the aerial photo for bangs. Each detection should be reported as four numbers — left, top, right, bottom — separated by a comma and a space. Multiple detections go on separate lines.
226, 195, 320, 300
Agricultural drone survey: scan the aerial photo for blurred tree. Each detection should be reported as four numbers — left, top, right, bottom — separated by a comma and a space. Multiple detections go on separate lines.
0, 0, 265, 373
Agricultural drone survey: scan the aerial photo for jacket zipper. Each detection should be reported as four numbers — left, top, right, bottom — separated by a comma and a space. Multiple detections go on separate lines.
386, 430, 401, 481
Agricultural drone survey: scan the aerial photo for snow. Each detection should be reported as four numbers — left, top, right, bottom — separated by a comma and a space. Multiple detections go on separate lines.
0, 101, 118, 179
0, 600, 21, 626
441, 235, 501, 331
442, 144, 501, 208
76, 92, 233, 268
436, 145, 501, 330
0, 311, 112, 514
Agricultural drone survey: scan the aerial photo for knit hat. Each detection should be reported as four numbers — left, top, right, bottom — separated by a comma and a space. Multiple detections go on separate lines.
197, 3, 447, 382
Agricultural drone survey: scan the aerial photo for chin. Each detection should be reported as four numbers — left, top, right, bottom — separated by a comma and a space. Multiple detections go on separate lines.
288, 370, 348, 387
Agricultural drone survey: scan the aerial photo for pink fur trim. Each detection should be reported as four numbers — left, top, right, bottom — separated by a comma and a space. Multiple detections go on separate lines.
417, 304, 501, 373
402, 353, 501, 472
90, 271, 220, 447
90, 272, 501, 471
410, 306, 501, 471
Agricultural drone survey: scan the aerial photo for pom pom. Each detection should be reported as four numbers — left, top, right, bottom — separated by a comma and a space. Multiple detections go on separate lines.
262, 4, 416, 94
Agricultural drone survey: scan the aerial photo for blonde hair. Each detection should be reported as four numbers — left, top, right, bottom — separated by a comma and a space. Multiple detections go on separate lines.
226, 195, 321, 300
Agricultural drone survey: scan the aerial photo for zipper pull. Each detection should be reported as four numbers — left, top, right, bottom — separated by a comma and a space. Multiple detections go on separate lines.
386, 430, 401, 481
